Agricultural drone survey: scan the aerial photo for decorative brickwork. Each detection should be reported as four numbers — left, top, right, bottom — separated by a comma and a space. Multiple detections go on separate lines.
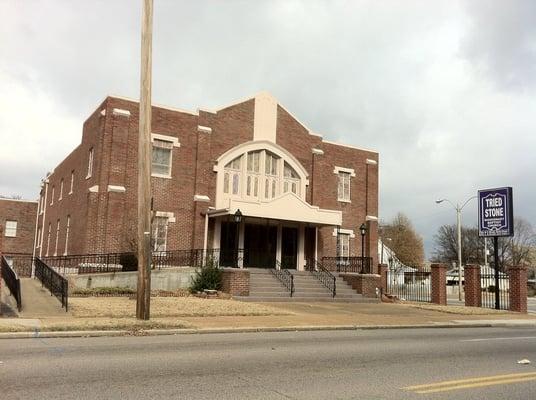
221, 268, 250, 296
379, 264, 388, 292
340, 273, 381, 298
431, 264, 447, 305
508, 266, 527, 313
464, 264, 481, 307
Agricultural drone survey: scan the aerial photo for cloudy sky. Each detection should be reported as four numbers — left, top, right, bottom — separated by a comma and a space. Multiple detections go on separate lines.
1, 0, 535, 256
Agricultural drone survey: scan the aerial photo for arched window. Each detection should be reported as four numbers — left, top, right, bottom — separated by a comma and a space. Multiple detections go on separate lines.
283, 162, 300, 196
224, 156, 242, 195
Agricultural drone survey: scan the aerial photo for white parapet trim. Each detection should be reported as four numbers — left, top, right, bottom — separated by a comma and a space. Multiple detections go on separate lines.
366, 159, 378, 165
100, 109, 106, 116
194, 195, 211, 202
332, 228, 356, 238
366, 215, 378, 221
312, 148, 324, 155
112, 108, 131, 117
88, 185, 99, 193
197, 125, 212, 134
107, 185, 126, 193
151, 133, 180, 147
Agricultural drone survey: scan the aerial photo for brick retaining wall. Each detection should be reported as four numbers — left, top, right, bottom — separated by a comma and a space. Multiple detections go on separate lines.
221, 268, 250, 296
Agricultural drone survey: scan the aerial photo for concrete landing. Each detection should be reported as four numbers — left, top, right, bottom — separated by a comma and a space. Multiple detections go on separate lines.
18, 278, 67, 317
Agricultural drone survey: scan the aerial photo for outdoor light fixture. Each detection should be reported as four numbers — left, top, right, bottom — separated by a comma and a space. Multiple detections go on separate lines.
359, 223, 367, 236
360, 223, 367, 261
233, 209, 243, 224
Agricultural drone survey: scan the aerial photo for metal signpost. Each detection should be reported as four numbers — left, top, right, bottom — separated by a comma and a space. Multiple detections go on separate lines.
478, 187, 514, 309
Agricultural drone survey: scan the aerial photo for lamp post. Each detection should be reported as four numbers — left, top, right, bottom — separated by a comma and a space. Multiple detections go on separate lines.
359, 223, 367, 264
435, 196, 476, 301
233, 209, 243, 224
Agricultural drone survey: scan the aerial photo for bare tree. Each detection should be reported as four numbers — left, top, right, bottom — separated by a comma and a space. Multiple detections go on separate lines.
381, 213, 425, 268
432, 225, 485, 265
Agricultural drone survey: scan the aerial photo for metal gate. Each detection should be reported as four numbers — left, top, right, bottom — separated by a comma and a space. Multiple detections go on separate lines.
387, 270, 431, 302
481, 272, 510, 310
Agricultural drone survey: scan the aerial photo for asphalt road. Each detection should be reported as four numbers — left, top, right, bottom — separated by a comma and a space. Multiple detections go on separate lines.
1, 327, 536, 399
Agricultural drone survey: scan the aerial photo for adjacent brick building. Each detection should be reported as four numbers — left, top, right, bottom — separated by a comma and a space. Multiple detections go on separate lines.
34, 92, 379, 271
0, 198, 38, 257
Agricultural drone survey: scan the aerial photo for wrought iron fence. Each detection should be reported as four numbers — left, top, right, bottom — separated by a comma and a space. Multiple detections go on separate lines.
481, 271, 510, 310
322, 256, 373, 274
34, 257, 68, 311
306, 258, 336, 297
386, 270, 431, 302
1, 255, 22, 311
2, 253, 33, 277
270, 261, 294, 296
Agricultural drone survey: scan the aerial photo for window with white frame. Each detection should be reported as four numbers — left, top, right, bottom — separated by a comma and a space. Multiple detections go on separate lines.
50, 186, 55, 205
152, 139, 173, 177
337, 233, 350, 258
264, 151, 279, 199
4, 220, 17, 237
87, 148, 94, 178
152, 216, 168, 252
337, 172, 351, 201
54, 219, 60, 256
224, 156, 242, 195
246, 151, 260, 197
283, 162, 300, 196
69, 170, 74, 194
64, 216, 70, 255
46, 223, 51, 256
59, 179, 64, 200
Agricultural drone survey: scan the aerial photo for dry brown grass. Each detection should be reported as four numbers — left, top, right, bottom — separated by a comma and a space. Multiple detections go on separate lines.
69, 297, 292, 318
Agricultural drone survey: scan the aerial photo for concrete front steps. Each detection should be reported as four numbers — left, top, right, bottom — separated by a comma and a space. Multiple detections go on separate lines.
236, 268, 378, 303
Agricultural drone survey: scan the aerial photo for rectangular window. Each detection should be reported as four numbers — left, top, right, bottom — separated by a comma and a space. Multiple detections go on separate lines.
64, 216, 70, 255
46, 223, 51, 256
50, 186, 55, 205
4, 220, 17, 237
337, 172, 351, 201
87, 148, 94, 178
54, 219, 60, 256
338, 233, 350, 258
59, 179, 64, 200
36, 227, 41, 248
152, 216, 168, 252
152, 139, 173, 176
69, 170, 74, 194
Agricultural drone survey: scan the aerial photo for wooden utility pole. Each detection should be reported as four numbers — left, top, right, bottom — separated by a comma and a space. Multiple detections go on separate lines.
136, 0, 153, 320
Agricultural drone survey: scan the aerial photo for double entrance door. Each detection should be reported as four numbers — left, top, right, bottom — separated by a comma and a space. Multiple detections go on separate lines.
219, 222, 299, 269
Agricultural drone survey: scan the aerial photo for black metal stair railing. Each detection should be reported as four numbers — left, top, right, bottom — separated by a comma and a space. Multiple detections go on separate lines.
1, 255, 22, 311
306, 258, 336, 298
270, 261, 294, 297
34, 257, 69, 311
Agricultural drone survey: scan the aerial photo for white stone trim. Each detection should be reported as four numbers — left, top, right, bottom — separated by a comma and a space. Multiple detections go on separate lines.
197, 108, 217, 114
323, 139, 378, 154
112, 108, 131, 117
333, 166, 356, 177
366, 215, 378, 221
312, 148, 324, 155
107, 185, 126, 193
366, 159, 378, 165
194, 195, 210, 202
155, 211, 175, 223
332, 228, 356, 238
106, 94, 198, 116
197, 125, 212, 134
88, 185, 99, 193
151, 133, 180, 147
100, 109, 106, 116
0, 198, 38, 204
151, 173, 172, 179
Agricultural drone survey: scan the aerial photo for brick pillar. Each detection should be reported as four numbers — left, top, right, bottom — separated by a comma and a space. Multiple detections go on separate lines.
379, 264, 388, 292
0, 226, 3, 316
464, 264, 481, 307
431, 263, 447, 305
509, 266, 527, 313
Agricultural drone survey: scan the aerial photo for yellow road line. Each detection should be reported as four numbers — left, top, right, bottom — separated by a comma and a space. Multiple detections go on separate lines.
404, 372, 536, 393
415, 376, 536, 394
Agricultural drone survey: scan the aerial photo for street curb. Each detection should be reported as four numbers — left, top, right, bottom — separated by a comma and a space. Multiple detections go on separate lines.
3, 321, 534, 339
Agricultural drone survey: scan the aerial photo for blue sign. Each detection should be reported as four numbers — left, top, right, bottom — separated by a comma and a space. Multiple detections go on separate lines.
478, 187, 514, 237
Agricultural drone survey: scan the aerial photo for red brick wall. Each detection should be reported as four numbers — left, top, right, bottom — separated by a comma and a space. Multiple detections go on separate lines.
35, 95, 379, 262
464, 264, 481, 307
221, 268, 250, 296
0, 199, 37, 254
509, 266, 527, 313
431, 264, 447, 305
340, 273, 381, 298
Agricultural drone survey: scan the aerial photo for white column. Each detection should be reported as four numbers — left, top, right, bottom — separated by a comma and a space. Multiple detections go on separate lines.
276, 223, 282, 269
238, 221, 245, 268
314, 226, 318, 262
297, 224, 305, 271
